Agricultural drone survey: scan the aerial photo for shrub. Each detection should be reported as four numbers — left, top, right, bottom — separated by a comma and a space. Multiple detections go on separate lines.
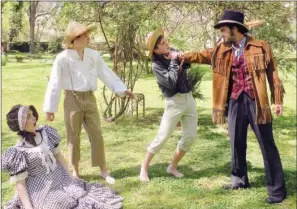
15, 56, 24, 63
187, 65, 205, 101
48, 37, 63, 54
2, 54, 7, 66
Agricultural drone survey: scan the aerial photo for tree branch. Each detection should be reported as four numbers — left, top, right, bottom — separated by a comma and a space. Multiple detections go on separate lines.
35, 12, 51, 19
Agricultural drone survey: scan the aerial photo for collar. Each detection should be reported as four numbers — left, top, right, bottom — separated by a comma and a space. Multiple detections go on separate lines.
232, 36, 247, 50
219, 35, 263, 54
67, 48, 89, 60
245, 35, 263, 48
220, 42, 232, 54
15, 126, 43, 147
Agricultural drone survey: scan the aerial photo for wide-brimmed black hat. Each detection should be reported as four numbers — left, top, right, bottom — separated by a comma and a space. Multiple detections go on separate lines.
214, 10, 249, 33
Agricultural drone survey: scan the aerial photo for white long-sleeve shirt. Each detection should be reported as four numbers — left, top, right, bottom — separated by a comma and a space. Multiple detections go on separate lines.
43, 48, 127, 113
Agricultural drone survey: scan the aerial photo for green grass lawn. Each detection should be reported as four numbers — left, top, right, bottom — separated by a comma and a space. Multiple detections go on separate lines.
1, 53, 296, 209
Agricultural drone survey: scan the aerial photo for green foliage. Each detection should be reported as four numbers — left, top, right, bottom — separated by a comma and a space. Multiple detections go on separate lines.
15, 56, 24, 63
1, 2, 23, 41
48, 37, 63, 54
158, 64, 205, 101
187, 65, 205, 101
243, 2, 296, 74
8, 2, 23, 42
1, 54, 7, 66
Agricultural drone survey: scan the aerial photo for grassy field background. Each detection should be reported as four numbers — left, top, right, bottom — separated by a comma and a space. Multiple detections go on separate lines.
1, 53, 296, 209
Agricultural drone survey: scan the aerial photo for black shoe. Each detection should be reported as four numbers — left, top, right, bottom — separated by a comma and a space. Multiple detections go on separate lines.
265, 196, 286, 204
222, 184, 249, 190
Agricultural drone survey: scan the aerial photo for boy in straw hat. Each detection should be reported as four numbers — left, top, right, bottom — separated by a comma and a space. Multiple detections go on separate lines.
43, 21, 134, 184
177, 10, 287, 203
139, 27, 198, 182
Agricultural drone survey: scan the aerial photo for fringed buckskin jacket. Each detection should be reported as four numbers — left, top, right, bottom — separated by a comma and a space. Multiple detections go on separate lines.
183, 36, 285, 125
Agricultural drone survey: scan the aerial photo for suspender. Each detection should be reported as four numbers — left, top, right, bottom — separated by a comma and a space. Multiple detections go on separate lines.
66, 50, 78, 99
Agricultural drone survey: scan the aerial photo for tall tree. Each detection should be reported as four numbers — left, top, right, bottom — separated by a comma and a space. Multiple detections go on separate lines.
2, 1, 24, 45
28, 1, 38, 53
27, 1, 58, 53
8, 1, 23, 42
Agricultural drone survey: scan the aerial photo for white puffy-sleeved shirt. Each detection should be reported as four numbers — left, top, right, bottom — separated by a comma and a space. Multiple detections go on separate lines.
43, 48, 127, 113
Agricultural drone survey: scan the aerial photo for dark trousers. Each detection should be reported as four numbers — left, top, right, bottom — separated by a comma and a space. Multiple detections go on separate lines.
228, 93, 287, 198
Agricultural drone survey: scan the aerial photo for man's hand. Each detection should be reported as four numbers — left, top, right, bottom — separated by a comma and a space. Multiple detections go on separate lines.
46, 112, 55, 121
275, 104, 283, 116
124, 90, 135, 99
164, 51, 182, 60
178, 52, 185, 59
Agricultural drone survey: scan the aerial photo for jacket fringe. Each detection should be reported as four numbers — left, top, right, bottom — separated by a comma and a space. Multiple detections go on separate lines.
256, 107, 272, 124
271, 83, 285, 104
213, 59, 227, 76
211, 47, 227, 76
252, 54, 267, 71
262, 42, 272, 66
211, 46, 220, 67
212, 108, 226, 124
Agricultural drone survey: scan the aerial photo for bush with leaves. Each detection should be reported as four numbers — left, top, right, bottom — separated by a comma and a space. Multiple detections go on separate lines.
159, 65, 205, 101
187, 65, 205, 101
48, 37, 63, 54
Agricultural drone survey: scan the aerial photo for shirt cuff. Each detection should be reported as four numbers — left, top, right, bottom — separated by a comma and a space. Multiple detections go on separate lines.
43, 102, 58, 113
10, 171, 28, 184
116, 91, 127, 98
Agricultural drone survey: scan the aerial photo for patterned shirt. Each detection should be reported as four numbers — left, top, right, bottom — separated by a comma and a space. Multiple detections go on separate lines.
230, 48, 255, 100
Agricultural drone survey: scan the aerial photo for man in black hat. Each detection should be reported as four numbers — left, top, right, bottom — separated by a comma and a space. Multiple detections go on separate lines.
176, 10, 287, 203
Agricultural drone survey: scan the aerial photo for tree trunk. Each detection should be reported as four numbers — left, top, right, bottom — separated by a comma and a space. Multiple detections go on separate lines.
97, 3, 114, 59
29, 1, 38, 54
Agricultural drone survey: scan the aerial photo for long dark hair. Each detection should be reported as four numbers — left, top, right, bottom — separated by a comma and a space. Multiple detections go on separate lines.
6, 104, 39, 146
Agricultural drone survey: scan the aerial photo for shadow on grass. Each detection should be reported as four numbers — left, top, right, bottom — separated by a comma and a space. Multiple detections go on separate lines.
103, 161, 295, 196
108, 106, 215, 130
249, 166, 296, 196
272, 109, 296, 138
98, 105, 296, 197
115, 107, 163, 126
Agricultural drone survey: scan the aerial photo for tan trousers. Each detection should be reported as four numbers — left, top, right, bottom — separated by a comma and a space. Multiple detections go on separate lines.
64, 90, 106, 167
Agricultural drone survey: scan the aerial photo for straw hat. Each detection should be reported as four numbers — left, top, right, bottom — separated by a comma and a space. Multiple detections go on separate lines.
62, 21, 96, 49
146, 27, 164, 58
245, 20, 265, 30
